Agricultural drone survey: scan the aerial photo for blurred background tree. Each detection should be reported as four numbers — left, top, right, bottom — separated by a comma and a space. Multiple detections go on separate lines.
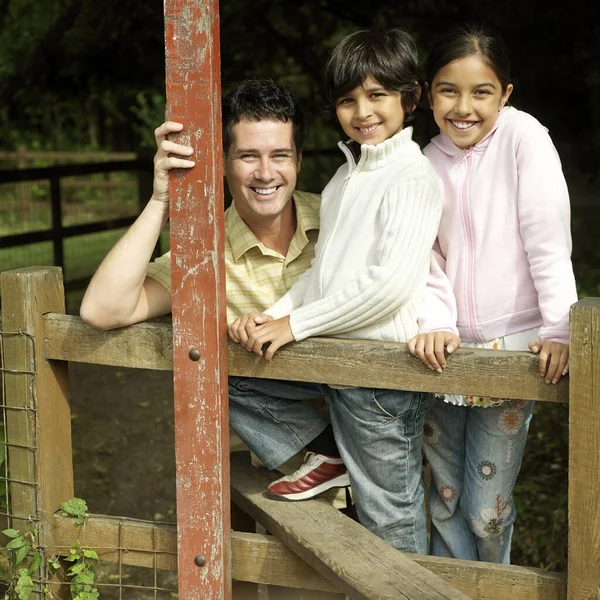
2, 0, 599, 169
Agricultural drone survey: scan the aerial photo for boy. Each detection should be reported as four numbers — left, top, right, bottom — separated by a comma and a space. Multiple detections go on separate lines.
230, 29, 442, 553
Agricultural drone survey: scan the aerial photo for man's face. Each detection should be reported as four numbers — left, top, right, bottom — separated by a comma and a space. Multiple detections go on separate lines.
225, 119, 301, 227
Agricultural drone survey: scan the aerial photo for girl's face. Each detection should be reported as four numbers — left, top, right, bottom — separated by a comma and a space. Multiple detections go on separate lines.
335, 76, 407, 146
429, 54, 513, 148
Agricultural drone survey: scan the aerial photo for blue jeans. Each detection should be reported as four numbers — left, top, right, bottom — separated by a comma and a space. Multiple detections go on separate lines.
326, 387, 435, 554
423, 398, 534, 563
228, 377, 328, 470
230, 378, 434, 554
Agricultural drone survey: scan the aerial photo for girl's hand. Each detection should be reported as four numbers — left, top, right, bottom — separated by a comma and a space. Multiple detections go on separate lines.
528, 340, 569, 384
245, 316, 295, 363
408, 332, 461, 373
228, 313, 273, 346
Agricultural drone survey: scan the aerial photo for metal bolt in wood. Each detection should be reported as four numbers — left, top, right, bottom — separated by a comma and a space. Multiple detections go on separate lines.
194, 555, 206, 567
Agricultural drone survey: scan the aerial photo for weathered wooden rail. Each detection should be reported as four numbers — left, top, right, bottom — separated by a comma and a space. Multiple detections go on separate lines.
1, 266, 598, 599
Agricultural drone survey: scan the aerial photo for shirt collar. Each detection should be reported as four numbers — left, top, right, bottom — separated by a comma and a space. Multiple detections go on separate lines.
227, 191, 319, 262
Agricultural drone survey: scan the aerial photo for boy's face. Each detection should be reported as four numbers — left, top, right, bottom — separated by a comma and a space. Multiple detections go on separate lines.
335, 76, 406, 146
224, 118, 301, 228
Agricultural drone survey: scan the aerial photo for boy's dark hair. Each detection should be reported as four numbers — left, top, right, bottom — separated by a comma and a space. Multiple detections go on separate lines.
325, 28, 421, 125
425, 25, 511, 92
222, 79, 305, 156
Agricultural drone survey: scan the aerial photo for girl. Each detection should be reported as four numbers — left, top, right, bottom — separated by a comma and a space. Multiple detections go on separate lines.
410, 25, 578, 563
230, 29, 441, 553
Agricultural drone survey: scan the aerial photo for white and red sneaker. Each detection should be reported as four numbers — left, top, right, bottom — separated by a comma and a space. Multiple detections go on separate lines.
266, 452, 350, 501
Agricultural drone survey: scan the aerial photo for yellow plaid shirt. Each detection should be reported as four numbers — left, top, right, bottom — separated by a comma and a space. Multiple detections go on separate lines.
146, 190, 320, 323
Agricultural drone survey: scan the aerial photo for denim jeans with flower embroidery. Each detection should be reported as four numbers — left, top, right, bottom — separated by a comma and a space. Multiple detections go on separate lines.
326, 387, 435, 554
423, 398, 534, 563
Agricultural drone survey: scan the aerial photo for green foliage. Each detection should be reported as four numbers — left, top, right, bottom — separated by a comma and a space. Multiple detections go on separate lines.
64, 542, 99, 600
2, 531, 30, 568
130, 92, 166, 148
60, 498, 89, 525
13, 570, 33, 600
0, 527, 42, 600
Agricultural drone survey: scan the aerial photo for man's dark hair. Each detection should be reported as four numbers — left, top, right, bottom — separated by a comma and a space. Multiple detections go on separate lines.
222, 79, 305, 155
325, 29, 421, 125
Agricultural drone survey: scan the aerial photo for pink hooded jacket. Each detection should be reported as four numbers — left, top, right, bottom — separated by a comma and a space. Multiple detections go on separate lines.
419, 107, 577, 344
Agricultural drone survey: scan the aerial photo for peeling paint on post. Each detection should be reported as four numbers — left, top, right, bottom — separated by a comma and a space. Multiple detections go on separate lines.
164, 1, 230, 599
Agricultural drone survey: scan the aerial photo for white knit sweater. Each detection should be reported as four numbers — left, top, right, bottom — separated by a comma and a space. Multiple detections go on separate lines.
266, 127, 442, 344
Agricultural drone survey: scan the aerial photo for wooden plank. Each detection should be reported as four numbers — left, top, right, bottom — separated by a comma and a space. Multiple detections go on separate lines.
164, 0, 229, 598
2, 267, 73, 599
0, 217, 138, 250
0, 160, 149, 184
44, 314, 568, 403
44, 314, 174, 370
1, 268, 74, 534
230, 454, 470, 600
233, 532, 566, 600
419, 555, 566, 600
0, 151, 137, 161
227, 337, 568, 402
50, 514, 177, 571
49, 514, 565, 600
568, 298, 600, 600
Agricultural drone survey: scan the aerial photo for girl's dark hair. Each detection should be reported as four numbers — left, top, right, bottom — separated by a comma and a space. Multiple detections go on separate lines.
425, 25, 511, 92
222, 79, 305, 156
325, 28, 421, 124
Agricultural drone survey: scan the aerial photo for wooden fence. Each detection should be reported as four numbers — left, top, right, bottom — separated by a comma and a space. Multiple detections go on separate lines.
1, 265, 598, 599
0, 155, 153, 283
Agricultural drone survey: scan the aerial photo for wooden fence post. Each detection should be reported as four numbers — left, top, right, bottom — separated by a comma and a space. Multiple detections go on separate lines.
164, 1, 230, 599
1, 267, 74, 595
568, 298, 600, 600
17, 145, 29, 222
49, 176, 64, 273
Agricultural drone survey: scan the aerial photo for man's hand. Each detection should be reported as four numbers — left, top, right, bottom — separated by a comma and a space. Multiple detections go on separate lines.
528, 340, 569, 384
242, 316, 295, 363
228, 313, 273, 346
152, 122, 195, 204
408, 331, 461, 373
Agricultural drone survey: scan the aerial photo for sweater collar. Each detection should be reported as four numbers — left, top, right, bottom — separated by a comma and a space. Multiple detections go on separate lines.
338, 126, 419, 173
429, 106, 517, 157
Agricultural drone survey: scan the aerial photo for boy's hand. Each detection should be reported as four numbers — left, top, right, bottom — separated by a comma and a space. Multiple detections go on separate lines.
245, 316, 295, 363
408, 331, 461, 373
228, 313, 273, 346
152, 122, 195, 204
528, 340, 569, 384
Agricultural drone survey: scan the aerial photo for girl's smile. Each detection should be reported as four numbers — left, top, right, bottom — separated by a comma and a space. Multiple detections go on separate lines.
430, 55, 513, 148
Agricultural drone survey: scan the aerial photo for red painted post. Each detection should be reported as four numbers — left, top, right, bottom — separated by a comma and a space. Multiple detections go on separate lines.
164, 1, 230, 598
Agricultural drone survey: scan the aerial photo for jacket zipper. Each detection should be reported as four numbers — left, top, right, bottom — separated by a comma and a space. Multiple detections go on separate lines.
317, 159, 355, 296
460, 148, 480, 341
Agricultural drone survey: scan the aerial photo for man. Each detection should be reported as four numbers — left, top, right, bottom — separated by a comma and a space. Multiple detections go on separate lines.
80, 80, 348, 501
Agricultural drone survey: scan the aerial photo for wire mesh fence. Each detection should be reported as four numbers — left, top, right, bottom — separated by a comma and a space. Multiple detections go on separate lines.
47, 515, 178, 599
0, 325, 178, 599
0, 327, 44, 597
